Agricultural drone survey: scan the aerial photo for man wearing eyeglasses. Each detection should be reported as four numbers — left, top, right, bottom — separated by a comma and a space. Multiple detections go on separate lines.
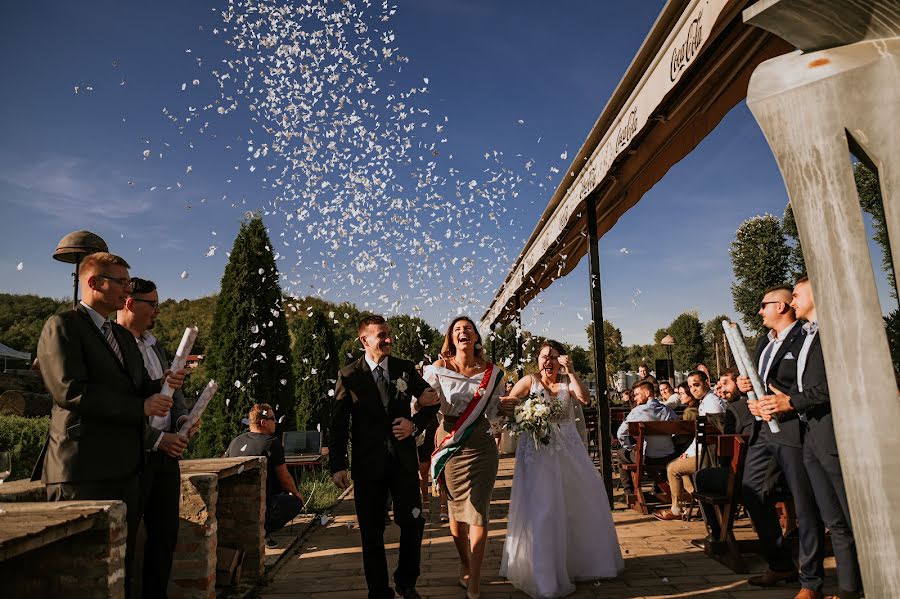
118, 277, 198, 598
225, 404, 304, 548
36, 252, 186, 596
737, 285, 825, 598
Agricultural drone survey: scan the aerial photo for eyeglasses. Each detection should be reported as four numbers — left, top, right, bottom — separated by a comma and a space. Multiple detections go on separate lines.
760, 301, 780, 308
131, 298, 160, 309
96, 274, 133, 290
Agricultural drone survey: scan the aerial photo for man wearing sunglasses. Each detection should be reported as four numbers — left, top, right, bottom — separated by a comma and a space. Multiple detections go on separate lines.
225, 403, 304, 548
118, 277, 198, 598
36, 252, 187, 597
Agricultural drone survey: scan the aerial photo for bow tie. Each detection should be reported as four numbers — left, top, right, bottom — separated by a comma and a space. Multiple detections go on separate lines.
803, 321, 818, 335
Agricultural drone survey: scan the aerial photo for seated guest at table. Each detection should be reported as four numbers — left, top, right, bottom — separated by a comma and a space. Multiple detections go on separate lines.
616, 381, 677, 499
225, 404, 304, 548
654, 371, 728, 521
620, 388, 633, 409
659, 381, 680, 409
685, 369, 757, 535
637, 363, 658, 392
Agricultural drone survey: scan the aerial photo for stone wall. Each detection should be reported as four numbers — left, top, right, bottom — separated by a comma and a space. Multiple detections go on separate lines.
0, 501, 127, 598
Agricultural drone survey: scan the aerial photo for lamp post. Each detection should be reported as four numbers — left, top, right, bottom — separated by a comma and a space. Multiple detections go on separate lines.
660, 334, 676, 384
52, 230, 109, 308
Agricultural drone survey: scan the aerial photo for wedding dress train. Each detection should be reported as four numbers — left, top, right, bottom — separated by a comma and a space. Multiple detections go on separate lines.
499, 377, 624, 598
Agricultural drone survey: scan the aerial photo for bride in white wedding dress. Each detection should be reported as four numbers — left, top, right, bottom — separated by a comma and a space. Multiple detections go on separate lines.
499, 341, 624, 598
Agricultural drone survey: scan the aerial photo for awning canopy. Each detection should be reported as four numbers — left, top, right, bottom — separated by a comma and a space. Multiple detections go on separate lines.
480, 0, 792, 330
0, 342, 31, 362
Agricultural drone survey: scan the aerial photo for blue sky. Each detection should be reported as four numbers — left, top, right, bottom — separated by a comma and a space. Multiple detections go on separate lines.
1, 1, 894, 347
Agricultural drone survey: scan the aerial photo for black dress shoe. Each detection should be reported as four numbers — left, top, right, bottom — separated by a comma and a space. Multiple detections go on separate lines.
395, 587, 422, 599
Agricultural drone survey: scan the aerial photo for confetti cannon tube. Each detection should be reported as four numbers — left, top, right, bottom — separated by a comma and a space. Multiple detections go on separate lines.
178, 380, 218, 437
161, 326, 198, 397
722, 321, 781, 434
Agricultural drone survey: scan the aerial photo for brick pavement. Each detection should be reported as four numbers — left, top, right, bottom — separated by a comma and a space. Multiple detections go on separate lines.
261, 457, 839, 598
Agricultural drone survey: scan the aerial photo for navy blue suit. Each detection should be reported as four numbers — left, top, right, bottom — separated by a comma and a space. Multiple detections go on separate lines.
791, 331, 862, 595
741, 323, 825, 591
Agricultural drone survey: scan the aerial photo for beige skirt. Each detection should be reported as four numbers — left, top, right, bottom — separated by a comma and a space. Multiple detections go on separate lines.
439, 415, 499, 527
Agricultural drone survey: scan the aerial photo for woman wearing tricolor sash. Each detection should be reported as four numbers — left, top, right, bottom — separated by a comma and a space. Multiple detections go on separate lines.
424, 316, 511, 599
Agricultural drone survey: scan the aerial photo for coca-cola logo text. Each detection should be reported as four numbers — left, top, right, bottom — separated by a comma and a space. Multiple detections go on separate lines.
670, 9, 703, 82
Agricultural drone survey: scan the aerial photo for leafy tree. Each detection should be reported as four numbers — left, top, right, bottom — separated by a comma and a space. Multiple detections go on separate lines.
730, 215, 792, 335
702, 314, 732, 378
192, 217, 296, 457
855, 162, 896, 298
0, 293, 68, 358
485, 323, 519, 372
387, 315, 440, 364
782, 204, 807, 280
666, 311, 706, 373
292, 308, 338, 436
338, 336, 364, 367
563, 344, 593, 377
585, 320, 627, 383
154, 295, 218, 356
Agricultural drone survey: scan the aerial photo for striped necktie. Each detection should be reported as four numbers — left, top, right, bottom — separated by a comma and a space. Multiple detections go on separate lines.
101, 321, 125, 366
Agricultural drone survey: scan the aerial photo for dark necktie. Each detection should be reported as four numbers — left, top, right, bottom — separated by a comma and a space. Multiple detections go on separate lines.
101, 321, 125, 366
759, 341, 775, 388
374, 365, 390, 411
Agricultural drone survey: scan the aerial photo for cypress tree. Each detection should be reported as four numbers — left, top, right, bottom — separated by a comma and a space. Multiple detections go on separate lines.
192, 216, 296, 457
291, 308, 338, 437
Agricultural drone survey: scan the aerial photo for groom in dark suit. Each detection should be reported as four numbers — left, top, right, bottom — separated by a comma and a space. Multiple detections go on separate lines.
329, 315, 440, 599
36, 252, 185, 596
760, 277, 862, 599
738, 285, 825, 598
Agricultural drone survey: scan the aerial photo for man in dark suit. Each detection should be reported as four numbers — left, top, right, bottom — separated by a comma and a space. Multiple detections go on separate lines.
37, 252, 185, 595
118, 277, 198, 599
737, 285, 825, 599
694, 368, 757, 542
329, 315, 441, 599
760, 277, 862, 599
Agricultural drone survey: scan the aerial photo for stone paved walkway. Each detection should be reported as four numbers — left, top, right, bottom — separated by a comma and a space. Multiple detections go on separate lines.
261, 457, 839, 598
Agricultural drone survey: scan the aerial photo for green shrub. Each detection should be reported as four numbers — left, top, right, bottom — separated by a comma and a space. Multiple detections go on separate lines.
0, 415, 49, 481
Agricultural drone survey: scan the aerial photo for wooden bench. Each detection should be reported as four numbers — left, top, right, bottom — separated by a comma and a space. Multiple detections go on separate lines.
0, 500, 127, 597
692, 434, 750, 573
622, 420, 696, 514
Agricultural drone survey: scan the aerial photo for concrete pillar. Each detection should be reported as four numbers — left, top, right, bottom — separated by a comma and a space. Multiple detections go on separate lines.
744, 0, 900, 593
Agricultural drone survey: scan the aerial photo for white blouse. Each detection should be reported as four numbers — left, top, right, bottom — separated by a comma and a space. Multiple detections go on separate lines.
423, 364, 504, 421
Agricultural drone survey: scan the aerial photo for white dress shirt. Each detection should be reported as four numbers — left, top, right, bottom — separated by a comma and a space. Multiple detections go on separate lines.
796, 321, 818, 393
758, 321, 799, 385
134, 331, 168, 450
365, 355, 389, 382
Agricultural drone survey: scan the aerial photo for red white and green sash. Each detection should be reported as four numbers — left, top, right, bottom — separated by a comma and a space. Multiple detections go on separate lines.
430, 362, 502, 496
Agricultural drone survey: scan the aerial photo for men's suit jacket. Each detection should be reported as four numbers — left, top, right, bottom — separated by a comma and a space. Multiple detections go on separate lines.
790, 334, 838, 456
725, 397, 758, 437
329, 355, 439, 481
755, 322, 806, 448
143, 342, 189, 449
36, 305, 160, 484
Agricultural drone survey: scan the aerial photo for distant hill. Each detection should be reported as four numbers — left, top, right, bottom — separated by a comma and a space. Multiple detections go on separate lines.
0, 293, 69, 358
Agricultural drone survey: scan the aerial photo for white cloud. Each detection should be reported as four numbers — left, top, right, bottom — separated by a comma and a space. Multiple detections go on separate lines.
0, 154, 154, 222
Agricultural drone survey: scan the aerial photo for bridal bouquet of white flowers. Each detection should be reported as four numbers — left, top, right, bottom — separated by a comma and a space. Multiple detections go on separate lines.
506, 391, 563, 447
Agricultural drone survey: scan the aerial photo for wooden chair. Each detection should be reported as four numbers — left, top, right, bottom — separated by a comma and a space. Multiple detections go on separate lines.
692, 434, 751, 573
622, 420, 696, 514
